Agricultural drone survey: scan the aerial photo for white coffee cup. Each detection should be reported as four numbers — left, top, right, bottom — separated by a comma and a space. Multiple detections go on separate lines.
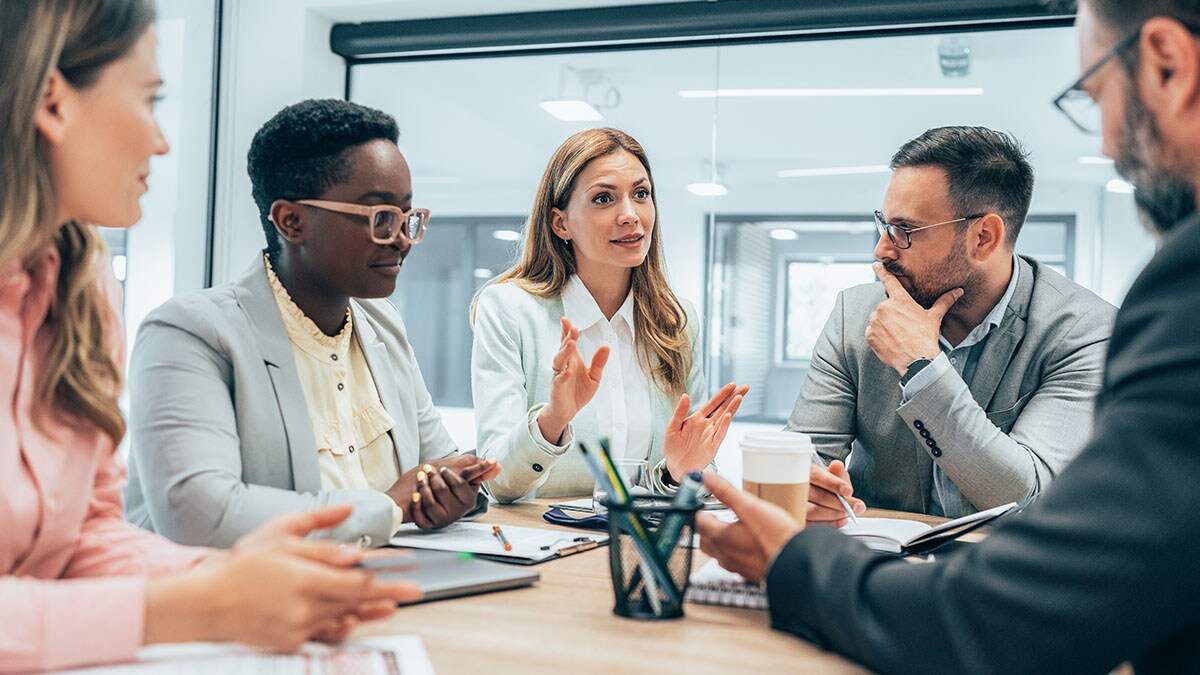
741, 431, 813, 527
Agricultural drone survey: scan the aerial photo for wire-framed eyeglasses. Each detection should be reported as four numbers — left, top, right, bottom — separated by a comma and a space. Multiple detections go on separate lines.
873, 210, 987, 249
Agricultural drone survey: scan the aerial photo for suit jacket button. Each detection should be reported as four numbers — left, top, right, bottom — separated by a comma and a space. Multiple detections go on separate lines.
913, 420, 925, 429
931, 447, 943, 457
919, 429, 931, 439
925, 438, 937, 448
532, 463, 544, 472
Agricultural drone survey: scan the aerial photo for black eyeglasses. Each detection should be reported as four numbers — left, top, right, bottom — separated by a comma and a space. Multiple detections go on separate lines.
874, 210, 987, 250
1052, 27, 1142, 135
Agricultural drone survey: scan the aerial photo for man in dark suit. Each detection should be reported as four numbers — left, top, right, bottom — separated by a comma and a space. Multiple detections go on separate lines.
695, 1, 1200, 672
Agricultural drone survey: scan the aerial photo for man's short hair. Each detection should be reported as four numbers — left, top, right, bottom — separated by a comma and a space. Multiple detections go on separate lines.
247, 98, 400, 259
890, 126, 1035, 245
1088, 0, 1200, 37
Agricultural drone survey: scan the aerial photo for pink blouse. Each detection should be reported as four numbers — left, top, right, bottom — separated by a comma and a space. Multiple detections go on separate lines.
0, 244, 207, 672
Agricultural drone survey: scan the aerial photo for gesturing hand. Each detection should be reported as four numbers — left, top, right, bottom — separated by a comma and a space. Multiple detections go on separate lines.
695, 473, 802, 584
662, 382, 749, 481
537, 317, 610, 444
866, 262, 962, 375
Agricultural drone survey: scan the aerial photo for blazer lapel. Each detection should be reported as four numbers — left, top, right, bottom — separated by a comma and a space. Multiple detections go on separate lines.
968, 256, 1033, 410
232, 257, 321, 491
352, 301, 413, 469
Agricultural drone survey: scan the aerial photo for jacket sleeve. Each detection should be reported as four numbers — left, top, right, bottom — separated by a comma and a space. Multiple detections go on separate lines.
786, 291, 857, 463
127, 305, 395, 548
763, 248, 1200, 675
0, 448, 210, 674
472, 287, 575, 503
893, 308, 1111, 509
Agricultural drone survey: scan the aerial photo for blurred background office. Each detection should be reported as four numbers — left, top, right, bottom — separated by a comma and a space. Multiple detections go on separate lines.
123, 0, 1145, 469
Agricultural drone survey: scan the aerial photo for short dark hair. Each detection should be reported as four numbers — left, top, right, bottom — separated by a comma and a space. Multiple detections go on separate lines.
1087, 0, 1200, 37
247, 98, 400, 259
890, 126, 1035, 244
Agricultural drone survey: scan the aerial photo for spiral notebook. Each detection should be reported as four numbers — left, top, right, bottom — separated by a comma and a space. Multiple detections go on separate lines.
685, 559, 768, 610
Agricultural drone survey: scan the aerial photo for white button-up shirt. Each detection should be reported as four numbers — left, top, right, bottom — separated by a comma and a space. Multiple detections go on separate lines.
536, 275, 653, 461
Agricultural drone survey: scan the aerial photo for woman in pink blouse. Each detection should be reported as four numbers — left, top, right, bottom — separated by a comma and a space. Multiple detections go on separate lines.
0, 1, 420, 671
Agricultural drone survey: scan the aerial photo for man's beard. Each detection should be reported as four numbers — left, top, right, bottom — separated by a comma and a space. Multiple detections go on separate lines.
882, 232, 982, 310
1115, 83, 1197, 236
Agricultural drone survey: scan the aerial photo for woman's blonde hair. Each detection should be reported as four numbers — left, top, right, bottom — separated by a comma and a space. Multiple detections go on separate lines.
483, 127, 692, 397
0, 0, 156, 446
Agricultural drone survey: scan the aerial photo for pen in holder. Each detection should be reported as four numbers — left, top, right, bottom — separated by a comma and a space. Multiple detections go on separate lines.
606, 496, 700, 620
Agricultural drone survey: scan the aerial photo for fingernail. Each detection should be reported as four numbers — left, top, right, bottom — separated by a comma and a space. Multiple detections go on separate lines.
412, 492, 421, 503
439, 466, 449, 472
488, 458, 497, 464
417, 470, 426, 482
423, 464, 433, 473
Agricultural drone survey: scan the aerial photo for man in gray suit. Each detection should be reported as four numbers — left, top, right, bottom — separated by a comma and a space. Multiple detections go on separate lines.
792, 127, 1116, 520
696, 0, 1200, 671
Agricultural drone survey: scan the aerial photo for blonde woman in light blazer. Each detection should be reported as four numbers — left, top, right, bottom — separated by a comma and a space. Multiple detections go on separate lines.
472, 128, 748, 502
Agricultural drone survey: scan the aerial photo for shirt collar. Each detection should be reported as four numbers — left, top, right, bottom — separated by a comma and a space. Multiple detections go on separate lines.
562, 274, 635, 335
941, 253, 1019, 350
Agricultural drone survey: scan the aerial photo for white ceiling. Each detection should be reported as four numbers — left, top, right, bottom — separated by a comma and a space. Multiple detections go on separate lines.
351, 24, 1114, 217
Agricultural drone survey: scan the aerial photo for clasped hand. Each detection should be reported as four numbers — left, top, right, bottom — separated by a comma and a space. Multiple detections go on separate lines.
387, 455, 500, 529
865, 262, 961, 374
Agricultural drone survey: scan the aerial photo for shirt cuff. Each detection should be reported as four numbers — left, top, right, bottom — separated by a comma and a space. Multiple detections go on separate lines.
900, 352, 952, 403
527, 403, 574, 454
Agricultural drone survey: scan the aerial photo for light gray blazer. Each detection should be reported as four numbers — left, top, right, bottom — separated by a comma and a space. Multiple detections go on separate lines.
123, 256, 458, 548
471, 282, 707, 502
789, 255, 1116, 515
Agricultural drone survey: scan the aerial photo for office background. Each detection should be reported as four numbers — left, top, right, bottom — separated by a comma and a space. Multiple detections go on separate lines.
119, 0, 1149, 463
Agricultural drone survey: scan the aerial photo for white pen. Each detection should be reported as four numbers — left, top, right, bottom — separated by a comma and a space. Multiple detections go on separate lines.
836, 492, 860, 525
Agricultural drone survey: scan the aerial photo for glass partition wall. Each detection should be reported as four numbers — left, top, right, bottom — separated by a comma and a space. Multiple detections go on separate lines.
349, 22, 1147, 423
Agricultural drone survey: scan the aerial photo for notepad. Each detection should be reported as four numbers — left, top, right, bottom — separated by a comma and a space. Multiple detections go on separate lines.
685, 559, 768, 610
389, 521, 608, 564
840, 501, 1019, 554
54, 635, 434, 674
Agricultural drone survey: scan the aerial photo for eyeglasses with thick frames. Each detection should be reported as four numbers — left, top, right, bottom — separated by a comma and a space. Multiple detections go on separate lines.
1052, 27, 1142, 135
296, 199, 431, 244
873, 210, 987, 250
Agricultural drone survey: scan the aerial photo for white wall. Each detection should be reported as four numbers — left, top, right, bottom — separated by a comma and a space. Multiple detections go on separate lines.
211, 2, 1158, 451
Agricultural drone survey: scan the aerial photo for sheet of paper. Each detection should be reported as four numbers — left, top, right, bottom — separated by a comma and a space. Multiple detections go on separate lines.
55, 635, 434, 675
390, 521, 607, 562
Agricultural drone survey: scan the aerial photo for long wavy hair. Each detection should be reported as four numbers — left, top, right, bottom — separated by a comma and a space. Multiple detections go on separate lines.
0, 0, 156, 446
481, 127, 692, 397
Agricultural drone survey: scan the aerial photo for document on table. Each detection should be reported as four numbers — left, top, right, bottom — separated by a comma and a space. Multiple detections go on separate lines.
390, 521, 608, 564
53, 635, 433, 675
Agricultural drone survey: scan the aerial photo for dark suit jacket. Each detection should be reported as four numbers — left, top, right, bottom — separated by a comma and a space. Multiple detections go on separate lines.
765, 214, 1200, 674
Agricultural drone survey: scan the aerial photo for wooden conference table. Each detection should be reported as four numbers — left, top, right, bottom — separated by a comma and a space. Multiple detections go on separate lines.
355, 499, 949, 674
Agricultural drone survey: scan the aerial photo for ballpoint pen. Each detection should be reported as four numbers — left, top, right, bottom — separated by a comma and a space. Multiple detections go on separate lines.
492, 524, 512, 551
836, 492, 860, 525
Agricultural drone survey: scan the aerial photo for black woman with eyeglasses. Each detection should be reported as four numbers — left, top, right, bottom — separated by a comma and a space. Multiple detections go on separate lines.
123, 99, 500, 549
788, 125, 1116, 524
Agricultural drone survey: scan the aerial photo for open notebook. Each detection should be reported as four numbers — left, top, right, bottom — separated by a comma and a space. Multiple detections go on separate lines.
685, 559, 768, 610
840, 501, 1019, 554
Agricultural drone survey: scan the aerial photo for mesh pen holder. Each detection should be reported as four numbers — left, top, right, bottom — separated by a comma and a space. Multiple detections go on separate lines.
606, 497, 700, 620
